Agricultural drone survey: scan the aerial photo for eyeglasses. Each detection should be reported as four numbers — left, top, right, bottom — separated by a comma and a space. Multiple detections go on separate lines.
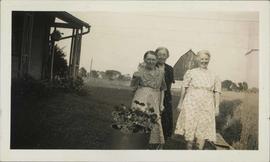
158, 56, 167, 59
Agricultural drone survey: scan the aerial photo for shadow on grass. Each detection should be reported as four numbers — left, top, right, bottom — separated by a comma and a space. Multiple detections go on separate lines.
216, 99, 243, 146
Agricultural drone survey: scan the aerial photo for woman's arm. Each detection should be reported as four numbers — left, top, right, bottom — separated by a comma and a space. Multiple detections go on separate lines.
214, 75, 221, 116
160, 91, 165, 112
214, 92, 220, 116
177, 70, 191, 112
159, 75, 167, 112
130, 72, 140, 92
177, 86, 187, 112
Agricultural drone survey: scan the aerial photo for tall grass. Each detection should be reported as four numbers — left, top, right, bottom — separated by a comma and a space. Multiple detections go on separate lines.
85, 79, 259, 149
84, 77, 131, 89
219, 92, 258, 150
232, 93, 259, 149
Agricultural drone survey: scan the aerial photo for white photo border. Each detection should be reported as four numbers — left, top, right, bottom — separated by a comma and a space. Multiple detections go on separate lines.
0, 1, 269, 162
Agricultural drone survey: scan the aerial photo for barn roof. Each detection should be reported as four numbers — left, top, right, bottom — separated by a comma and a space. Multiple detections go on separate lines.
50, 11, 90, 29
245, 49, 259, 56
173, 49, 199, 80
15, 11, 90, 29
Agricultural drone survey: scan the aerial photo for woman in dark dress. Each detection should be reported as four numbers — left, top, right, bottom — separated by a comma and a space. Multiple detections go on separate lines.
155, 47, 175, 141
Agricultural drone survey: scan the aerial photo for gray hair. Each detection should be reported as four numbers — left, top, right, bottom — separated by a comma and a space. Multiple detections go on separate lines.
197, 50, 211, 59
155, 47, 169, 58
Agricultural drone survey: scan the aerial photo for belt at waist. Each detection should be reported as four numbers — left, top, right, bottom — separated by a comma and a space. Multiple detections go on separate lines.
190, 86, 213, 92
138, 86, 161, 92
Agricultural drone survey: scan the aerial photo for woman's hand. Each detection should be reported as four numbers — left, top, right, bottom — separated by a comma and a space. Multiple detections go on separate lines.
132, 86, 137, 93
133, 71, 140, 77
160, 91, 165, 113
160, 104, 165, 113
214, 92, 220, 116
215, 105, 219, 116
176, 102, 182, 112
177, 86, 186, 113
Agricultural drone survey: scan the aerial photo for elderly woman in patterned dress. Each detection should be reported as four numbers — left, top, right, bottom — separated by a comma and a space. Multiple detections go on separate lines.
130, 50, 166, 149
174, 50, 221, 150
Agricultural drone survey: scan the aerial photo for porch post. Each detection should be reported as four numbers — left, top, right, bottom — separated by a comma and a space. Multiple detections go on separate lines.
72, 29, 79, 79
50, 40, 55, 80
69, 29, 75, 78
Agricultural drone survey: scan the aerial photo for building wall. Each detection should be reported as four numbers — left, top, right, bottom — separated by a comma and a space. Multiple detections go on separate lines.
12, 12, 54, 80
28, 13, 53, 80
173, 50, 199, 81
245, 51, 259, 88
11, 12, 24, 78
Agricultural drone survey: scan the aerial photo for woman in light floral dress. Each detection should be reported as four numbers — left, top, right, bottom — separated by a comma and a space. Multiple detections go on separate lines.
130, 50, 166, 149
174, 50, 221, 150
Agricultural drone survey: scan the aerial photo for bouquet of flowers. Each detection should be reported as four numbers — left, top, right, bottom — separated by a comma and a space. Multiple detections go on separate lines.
111, 101, 159, 134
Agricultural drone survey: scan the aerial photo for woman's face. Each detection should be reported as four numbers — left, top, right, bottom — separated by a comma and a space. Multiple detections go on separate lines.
156, 49, 168, 64
198, 53, 210, 69
144, 54, 157, 69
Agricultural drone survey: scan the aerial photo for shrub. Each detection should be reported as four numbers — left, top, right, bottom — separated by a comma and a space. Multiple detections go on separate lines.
216, 99, 242, 132
222, 119, 243, 145
222, 80, 233, 90
79, 67, 87, 78
12, 75, 88, 99
222, 80, 249, 92
247, 87, 259, 93
12, 75, 53, 98
247, 134, 258, 149
105, 70, 121, 80
216, 99, 244, 147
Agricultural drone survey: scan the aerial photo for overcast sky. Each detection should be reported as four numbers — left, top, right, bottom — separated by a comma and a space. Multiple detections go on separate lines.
58, 11, 259, 87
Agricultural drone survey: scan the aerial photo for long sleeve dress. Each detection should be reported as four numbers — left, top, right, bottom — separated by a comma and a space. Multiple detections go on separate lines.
130, 64, 166, 144
174, 68, 221, 142
161, 64, 175, 140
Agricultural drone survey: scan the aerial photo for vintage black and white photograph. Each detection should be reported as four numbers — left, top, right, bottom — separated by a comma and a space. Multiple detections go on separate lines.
1, 1, 270, 162
10, 10, 259, 150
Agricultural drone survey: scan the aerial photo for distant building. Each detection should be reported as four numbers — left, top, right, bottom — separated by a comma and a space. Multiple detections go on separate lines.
171, 49, 199, 90
97, 71, 106, 79
120, 74, 132, 81
245, 49, 259, 88
12, 11, 90, 80
173, 49, 199, 81
105, 70, 121, 80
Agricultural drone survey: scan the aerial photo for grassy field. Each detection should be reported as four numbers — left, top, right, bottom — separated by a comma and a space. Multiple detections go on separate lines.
224, 92, 259, 149
11, 78, 258, 149
11, 85, 186, 149
84, 78, 259, 149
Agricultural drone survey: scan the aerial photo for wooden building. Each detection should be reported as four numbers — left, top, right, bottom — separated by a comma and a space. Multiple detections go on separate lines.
12, 11, 90, 80
173, 49, 199, 81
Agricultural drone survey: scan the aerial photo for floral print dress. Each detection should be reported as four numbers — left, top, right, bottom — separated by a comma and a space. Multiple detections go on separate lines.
174, 68, 221, 142
130, 63, 166, 144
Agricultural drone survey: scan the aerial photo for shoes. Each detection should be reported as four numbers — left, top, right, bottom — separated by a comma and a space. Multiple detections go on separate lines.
186, 141, 193, 150
203, 140, 217, 150
156, 144, 164, 150
171, 134, 185, 142
148, 144, 163, 150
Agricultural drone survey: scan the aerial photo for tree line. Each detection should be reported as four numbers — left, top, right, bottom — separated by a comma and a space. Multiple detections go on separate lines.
51, 46, 258, 93
222, 80, 258, 93
78, 68, 131, 81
